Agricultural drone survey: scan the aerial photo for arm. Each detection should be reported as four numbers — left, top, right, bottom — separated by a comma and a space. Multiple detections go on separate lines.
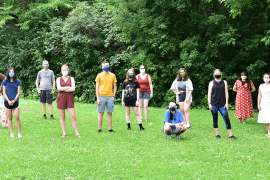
148, 75, 153, 98
250, 84, 256, 93
11, 86, 21, 105
170, 80, 179, 95
121, 90, 125, 106
233, 84, 238, 92
113, 82, 117, 98
208, 81, 213, 110
96, 82, 101, 105
36, 78, 41, 94
51, 78, 56, 94
2, 86, 10, 103
224, 80, 229, 110
258, 85, 262, 110
56, 78, 69, 92
64, 77, 75, 92
136, 88, 139, 106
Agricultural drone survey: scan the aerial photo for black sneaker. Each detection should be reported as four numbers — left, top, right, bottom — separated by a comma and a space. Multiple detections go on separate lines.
127, 127, 131, 130
97, 129, 102, 133
43, 116, 47, 120
140, 127, 145, 131
216, 135, 221, 139
108, 129, 115, 133
50, 116, 55, 121
229, 135, 237, 139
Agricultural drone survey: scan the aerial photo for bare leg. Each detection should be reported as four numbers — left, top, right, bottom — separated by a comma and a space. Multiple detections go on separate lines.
132, 106, 141, 124
239, 118, 242, 123
266, 124, 270, 134
139, 99, 143, 120
107, 112, 112, 130
48, 103, 53, 115
125, 107, 131, 123
13, 108, 21, 133
227, 129, 233, 137
184, 101, 191, 126
164, 125, 172, 135
98, 113, 104, 130
179, 102, 185, 123
42, 103, 46, 114
143, 99, 149, 120
214, 128, 219, 136
7, 109, 13, 134
67, 108, 79, 136
59, 109, 66, 136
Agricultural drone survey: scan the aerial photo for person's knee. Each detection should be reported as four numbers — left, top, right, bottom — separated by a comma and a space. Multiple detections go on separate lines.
60, 114, 65, 119
107, 113, 112, 117
212, 110, 218, 128
126, 111, 130, 116
144, 104, 148, 109
184, 108, 189, 114
99, 112, 104, 116
71, 115, 76, 120
164, 126, 171, 133
222, 112, 231, 129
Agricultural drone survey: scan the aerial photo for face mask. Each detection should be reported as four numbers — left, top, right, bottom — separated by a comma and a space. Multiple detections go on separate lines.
103, 66, 110, 72
215, 75, 221, 79
180, 73, 186, 78
128, 74, 134, 78
9, 73, 14, 78
169, 107, 176, 111
241, 76, 247, 80
62, 71, 68, 76
43, 65, 49, 69
140, 69, 145, 74
264, 78, 270, 83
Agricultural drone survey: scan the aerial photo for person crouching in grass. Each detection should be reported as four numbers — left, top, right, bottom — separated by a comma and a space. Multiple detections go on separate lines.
162, 102, 187, 139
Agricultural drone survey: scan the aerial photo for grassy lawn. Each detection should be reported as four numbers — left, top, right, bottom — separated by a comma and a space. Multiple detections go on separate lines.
0, 99, 270, 179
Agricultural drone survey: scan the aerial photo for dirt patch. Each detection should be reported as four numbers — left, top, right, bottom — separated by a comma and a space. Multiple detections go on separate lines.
20, 110, 37, 113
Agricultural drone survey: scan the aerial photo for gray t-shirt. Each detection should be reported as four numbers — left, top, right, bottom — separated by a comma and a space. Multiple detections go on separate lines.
37, 70, 55, 90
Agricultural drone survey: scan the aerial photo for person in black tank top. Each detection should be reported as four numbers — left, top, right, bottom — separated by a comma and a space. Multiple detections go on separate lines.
208, 69, 237, 139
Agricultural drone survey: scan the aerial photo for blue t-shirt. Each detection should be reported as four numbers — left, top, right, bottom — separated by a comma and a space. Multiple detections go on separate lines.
1, 79, 22, 102
162, 110, 184, 133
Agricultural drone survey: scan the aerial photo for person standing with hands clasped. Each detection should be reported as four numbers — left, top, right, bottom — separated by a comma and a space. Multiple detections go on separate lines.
208, 69, 237, 139
136, 65, 153, 122
257, 73, 270, 136
233, 71, 255, 124
95, 61, 117, 133
56, 64, 80, 138
2, 68, 22, 138
122, 69, 144, 131
36, 60, 55, 120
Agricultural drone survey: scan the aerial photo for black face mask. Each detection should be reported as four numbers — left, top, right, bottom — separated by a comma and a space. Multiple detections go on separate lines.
169, 107, 176, 120
215, 75, 221, 79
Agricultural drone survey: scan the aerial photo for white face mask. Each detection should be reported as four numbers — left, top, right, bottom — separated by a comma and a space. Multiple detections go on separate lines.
264, 78, 270, 83
62, 71, 68, 76
140, 69, 145, 74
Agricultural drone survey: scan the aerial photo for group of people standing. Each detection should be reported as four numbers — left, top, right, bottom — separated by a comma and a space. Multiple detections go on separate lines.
0, 61, 269, 139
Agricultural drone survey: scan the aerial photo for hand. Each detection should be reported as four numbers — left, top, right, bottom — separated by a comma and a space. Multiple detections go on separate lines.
97, 99, 101, 106
136, 101, 139, 107
122, 102, 125, 106
258, 105, 261, 111
208, 104, 212, 110
225, 104, 229, 111
37, 89, 41, 94
50, 90, 55, 95
8, 100, 12, 106
11, 100, 15, 105
150, 93, 153, 98
185, 99, 190, 104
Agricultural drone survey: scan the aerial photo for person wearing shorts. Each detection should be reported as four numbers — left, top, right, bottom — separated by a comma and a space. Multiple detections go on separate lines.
36, 60, 55, 120
56, 64, 80, 138
2, 67, 22, 138
95, 61, 117, 133
122, 69, 144, 131
0, 73, 8, 128
162, 102, 187, 139
136, 65, 153, 122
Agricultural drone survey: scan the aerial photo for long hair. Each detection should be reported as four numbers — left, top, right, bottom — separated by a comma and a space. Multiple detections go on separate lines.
6, 67, 17, 82
176, 68, 189, 81
238, 71, 251, 90
124, 69, 137, 83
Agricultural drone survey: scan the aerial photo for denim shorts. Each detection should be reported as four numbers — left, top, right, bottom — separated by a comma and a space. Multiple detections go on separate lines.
139, 92, 151, 100
97, 96, 114, 113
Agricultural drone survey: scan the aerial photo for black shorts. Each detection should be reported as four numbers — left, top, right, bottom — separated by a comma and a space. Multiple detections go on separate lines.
39, 90, 53, 104
124, 98, 137, 107
4, 101, 19, 110
178, 92, 186, 102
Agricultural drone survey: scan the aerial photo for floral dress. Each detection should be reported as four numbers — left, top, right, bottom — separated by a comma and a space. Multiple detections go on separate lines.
258, 84, 270, 123
0, 93, 8, 127
234, 80, 254, 119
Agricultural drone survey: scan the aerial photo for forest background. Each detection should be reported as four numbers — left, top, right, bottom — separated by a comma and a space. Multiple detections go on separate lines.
0, 0, 270, 109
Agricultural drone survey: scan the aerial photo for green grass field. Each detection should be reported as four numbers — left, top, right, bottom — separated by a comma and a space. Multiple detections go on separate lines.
0, 99, 270, 179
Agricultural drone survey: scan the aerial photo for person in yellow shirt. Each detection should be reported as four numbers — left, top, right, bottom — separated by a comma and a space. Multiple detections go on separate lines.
95, 61, 117, 133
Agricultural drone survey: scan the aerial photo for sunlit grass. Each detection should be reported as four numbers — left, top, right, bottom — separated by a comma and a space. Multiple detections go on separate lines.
0, 99, 269, 179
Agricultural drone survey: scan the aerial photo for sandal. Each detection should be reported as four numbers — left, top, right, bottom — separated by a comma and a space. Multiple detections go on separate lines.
266, 133, 270, 137
243, 120, 246, 124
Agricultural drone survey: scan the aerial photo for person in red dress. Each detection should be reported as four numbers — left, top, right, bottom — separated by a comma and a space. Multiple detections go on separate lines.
233, 71, 256, 124
57, 64, 80, 137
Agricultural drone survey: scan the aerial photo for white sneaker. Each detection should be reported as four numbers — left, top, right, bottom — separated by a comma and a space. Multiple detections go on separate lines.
10, 133, 14, 138
18, 133, 22, 138
176, 135, 180, 139
167, 135, 171, 139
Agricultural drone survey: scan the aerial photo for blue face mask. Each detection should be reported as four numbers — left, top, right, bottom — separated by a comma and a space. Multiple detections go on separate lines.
128, 74, 134, 78
9, 73, 14, 78
103, 66, 110, 72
